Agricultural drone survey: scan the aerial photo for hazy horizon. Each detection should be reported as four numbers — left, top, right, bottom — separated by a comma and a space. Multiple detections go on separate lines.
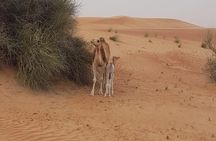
78, 0, 216, 28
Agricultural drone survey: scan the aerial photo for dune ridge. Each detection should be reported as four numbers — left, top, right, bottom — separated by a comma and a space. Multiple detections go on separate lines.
79, 16, 202, 29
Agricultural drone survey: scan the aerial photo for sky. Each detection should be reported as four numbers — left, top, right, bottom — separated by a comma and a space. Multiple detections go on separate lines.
77, 0, 216, 28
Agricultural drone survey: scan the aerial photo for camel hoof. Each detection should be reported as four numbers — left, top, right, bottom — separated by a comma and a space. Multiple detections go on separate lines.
90, 92, 94, 96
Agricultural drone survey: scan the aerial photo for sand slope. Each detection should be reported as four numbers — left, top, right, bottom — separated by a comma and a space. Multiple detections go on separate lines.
94, 17, 201, 29
1, 17, 216, 141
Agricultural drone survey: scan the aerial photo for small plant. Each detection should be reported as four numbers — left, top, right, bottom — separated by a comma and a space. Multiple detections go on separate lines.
148, 39, 152, 43
178, 44, 182, 48
208, 58, 216, 82
144, 33, 149, 38
202, 31, 216, 53
109, 35, 119, 42
108, 28, 113, 32
201, 43, 207, 48
206, 31, 216, 82
174, 37, 180, 44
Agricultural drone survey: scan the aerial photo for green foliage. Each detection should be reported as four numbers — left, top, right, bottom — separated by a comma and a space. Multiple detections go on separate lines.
0, 25, 18, 65
0, 0, 91, 90
59, 36, 92, 85
17, 24, 67, 89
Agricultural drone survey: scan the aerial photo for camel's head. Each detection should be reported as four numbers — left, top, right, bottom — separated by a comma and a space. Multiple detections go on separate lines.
90, 37, 106, 47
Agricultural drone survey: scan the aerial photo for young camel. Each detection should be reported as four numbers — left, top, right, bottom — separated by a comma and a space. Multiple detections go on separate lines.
104, 56, 120, 97
90, 37, 110, 96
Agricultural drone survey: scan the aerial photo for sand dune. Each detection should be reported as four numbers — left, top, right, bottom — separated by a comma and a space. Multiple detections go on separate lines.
1, 17, 216, 141
79, 17, 207, 41
80, 16, 202, 29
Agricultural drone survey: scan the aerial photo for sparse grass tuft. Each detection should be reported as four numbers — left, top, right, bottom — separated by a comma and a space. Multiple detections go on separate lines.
206, 31, 216, 82
148, 39, 152, 43
144, 33, 149, 38
109, 35, 119, 42
201, 43, 207, 48
108, 28, 113, 32
174, 37, 180, 44
208, 58, 216, 82
202, 31, 216, 53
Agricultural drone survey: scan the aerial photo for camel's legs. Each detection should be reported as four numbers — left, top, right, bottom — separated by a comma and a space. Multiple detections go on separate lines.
105, 80, 109, 97
111, 74, 114, 96
99, 75, 104, 95
91, 66, 97, 96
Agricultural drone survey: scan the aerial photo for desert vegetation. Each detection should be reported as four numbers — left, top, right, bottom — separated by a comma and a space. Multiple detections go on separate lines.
201, 42, 207, 48
202, 31, 216, 53
174, 36, 180, 44
109, 35, 119, 42
0, 0, 92, 89
107, 27, 118, 34
108, 28, 113, 32
144, 33, 149, 38
148, 39, 152, 43
208, 58, 216, 81
204, 31, 216, 81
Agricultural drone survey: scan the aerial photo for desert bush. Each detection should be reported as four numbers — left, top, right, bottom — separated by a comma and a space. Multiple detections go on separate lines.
148, 39, 152, 43
174, 37, 180, 44
206, 31, 216, 82
108, 28, 112, 32
0, 25, 18, 65
17, 24, 67, 89
202, 31, 216, 53
109, 35, 119, 42
0, 0, 91, 90
201, 42, 207, 48
208, 58, 216, 82
144, 33, 149, 38
59, 36, 92, 85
